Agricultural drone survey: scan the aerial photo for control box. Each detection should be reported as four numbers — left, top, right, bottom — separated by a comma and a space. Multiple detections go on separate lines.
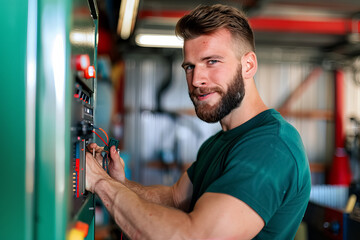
70, 0, 98, 216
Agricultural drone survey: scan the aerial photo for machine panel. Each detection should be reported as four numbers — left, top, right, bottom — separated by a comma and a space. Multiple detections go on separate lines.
69, 0, 98, 224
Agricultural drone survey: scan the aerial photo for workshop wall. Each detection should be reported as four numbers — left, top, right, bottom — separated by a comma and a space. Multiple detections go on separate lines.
122, 52, 360, 186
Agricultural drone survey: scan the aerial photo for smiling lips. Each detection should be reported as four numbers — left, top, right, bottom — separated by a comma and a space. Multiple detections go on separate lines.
197, 92, 214, 101
191, 87, 221, 102
191, 85, 224, 102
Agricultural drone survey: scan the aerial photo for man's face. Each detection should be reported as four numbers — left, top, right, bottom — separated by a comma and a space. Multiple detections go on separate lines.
189, 65, 245, 122
182, 29, 245, 123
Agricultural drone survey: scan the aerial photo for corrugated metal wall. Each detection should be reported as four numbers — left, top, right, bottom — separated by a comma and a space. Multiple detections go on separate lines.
123, 52, 360, 185
257, 63, 334, 164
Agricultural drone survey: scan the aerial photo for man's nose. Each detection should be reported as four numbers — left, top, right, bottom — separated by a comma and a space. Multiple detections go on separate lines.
192, 67, 207, 88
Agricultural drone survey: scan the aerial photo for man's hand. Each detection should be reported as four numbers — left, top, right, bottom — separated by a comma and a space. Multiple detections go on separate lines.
87, 143, 126, 183
85, 151, 109, 193
86, 143, 104, 166
108, 145, 126, 183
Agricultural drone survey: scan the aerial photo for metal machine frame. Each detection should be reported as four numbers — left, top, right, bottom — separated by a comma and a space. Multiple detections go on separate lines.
1, 0, 98, 239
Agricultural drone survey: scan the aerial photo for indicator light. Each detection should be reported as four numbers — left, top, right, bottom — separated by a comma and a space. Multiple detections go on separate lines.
84, 66, 96, 79
74, 89, 80, 99
75, 54, 90, 71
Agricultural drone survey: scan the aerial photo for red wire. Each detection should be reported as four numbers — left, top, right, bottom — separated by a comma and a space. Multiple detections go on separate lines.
98, 127, 109, 143
92, 130, 108, 146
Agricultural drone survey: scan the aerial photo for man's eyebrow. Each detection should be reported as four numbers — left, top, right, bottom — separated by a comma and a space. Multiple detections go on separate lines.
182, 55, 224, 68
201, 55, 224, 61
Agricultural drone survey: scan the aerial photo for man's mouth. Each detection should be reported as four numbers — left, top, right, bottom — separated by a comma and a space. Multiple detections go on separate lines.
191, 87, 222, 102
197, 92, 213, 101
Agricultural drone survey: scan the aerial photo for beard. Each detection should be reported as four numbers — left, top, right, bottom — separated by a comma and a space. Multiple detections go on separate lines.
189, 65, 245, 123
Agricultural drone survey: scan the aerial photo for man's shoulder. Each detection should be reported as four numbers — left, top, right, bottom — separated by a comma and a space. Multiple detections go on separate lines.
244, 110, 304, 153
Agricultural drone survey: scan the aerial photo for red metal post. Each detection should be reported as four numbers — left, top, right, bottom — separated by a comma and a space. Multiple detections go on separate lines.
329, 69, 352, 185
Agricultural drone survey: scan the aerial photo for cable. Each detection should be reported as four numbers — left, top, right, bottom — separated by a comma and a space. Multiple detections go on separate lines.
98, 127, 109, 143
92, 130, 108, 146
103, 153, 109, 174
92, 125, 109, 143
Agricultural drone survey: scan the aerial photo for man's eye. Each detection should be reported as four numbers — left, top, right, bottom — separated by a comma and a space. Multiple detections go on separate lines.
184, 65, 194, 71
208, 60, 219, 65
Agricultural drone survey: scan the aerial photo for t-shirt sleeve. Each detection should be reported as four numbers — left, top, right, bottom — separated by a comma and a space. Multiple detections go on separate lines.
206, 135, 297, 224
187, 161, 196, 183
187, 133, 220, 184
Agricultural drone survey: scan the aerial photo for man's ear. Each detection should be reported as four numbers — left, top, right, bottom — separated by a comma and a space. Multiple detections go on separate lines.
241, 51, 257, 79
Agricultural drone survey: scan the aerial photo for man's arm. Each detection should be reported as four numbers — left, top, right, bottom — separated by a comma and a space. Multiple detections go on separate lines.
86, 152, 264, 239
123, 172, 193, 211
87, 144, 193, 211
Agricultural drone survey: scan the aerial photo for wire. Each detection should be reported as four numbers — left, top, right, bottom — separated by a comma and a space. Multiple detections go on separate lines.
92, 125, 109, 143
98, 127, 109, 143
92, 130, 108, 146
103, 153, 109, 174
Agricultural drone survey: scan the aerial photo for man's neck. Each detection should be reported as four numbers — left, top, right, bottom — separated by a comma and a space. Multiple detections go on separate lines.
220, 82, 268, 131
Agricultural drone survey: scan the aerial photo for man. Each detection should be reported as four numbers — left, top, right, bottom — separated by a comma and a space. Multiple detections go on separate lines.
86, 4, 311, 239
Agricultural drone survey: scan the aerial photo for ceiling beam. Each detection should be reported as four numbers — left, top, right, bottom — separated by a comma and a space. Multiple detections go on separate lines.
138, 10, 360, 35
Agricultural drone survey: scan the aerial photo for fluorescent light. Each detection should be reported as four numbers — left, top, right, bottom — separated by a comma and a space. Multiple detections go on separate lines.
135, 34, 184, 48
117, 0, 140, 39
69, 30, 95, 47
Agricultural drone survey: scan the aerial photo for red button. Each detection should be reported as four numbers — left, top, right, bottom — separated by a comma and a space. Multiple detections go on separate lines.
74, 55, 90, 71
84, 66, 96, 79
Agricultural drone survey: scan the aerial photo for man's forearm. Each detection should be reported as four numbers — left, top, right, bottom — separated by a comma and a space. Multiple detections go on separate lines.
123, 179, 176, 208
95, 178, 192, 240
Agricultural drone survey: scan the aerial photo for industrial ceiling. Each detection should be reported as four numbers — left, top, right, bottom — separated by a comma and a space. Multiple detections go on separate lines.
97, 0, 360, 63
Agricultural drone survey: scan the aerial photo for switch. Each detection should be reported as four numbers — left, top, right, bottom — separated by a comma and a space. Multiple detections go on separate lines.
74, 55, 90, 71
74, 89, 80, 99
84, 66, 96, 79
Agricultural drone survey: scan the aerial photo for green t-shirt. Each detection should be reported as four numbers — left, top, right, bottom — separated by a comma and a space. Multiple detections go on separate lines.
187, 109, 311, 239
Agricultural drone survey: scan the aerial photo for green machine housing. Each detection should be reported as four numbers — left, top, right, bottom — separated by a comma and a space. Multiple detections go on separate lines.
0, 0, 99, 239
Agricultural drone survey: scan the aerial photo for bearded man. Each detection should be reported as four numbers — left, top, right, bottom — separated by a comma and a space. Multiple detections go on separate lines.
85, 4, 311, 240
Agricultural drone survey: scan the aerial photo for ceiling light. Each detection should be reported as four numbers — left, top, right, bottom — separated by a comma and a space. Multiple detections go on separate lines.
117, 0, 140, 40
135, 34, 183, 48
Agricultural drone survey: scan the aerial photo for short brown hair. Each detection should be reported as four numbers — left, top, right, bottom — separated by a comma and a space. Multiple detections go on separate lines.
175, 4, 255, 53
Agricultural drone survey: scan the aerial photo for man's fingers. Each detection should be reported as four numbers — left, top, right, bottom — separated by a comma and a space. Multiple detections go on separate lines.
87, 142, 97, 151
87, 143, 104, 153
109, 146, 120, 160
86, 152, 103, 168
85, 151, 107, 192
109, 146, 125, 167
